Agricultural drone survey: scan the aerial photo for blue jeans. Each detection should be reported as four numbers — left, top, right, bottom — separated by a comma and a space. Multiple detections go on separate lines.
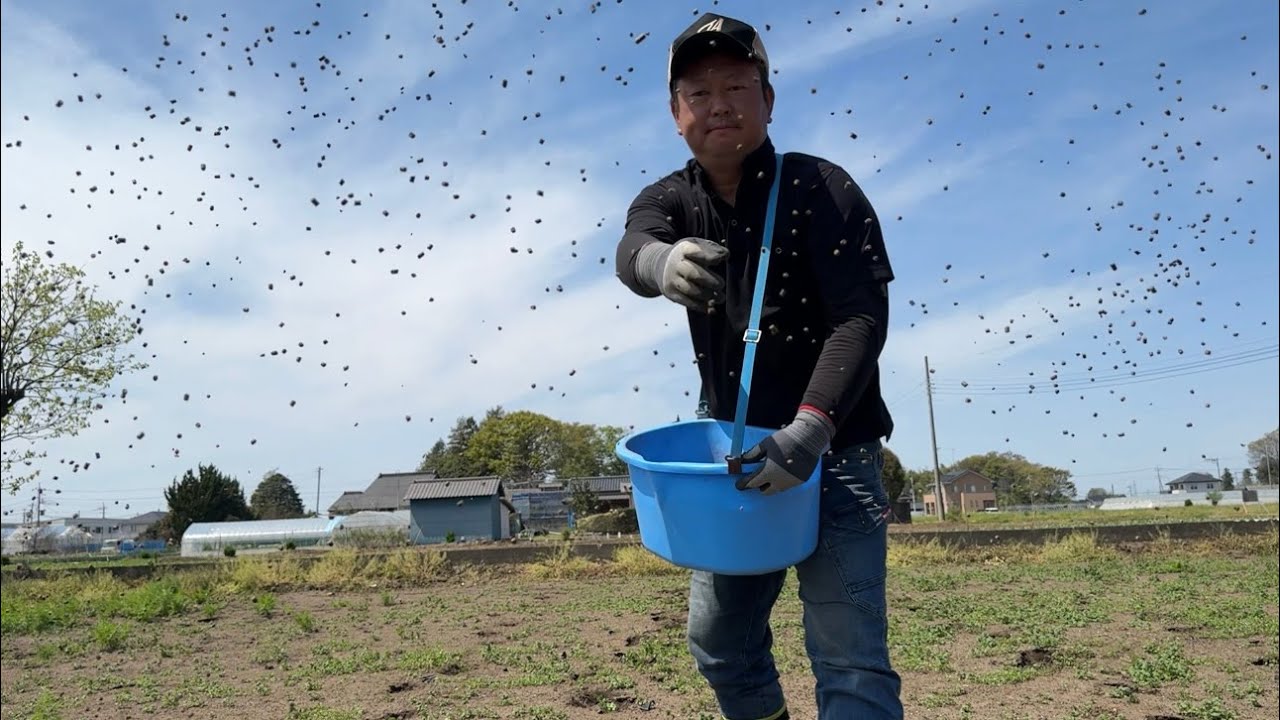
685, 441, 904, 719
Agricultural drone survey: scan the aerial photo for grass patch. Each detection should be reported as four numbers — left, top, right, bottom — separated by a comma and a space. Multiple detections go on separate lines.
91, 619, 130, 652
397, 647, 464, 674
888, 537, 953, 567
523, 543, 603, 579
293, 610, 317, 634
1177, 696, 1238, 720
1126, 639, 1195, 690
286, 706, 364, 720
610, 545, 684, 576
13, 689, 64, 720
253, 592, 277, 617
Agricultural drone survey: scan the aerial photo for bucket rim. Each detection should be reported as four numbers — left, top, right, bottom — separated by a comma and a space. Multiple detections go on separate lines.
615, 418, 766, 476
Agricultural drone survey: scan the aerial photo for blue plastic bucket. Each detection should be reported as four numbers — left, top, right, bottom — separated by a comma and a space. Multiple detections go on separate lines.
615, 418, 821, 575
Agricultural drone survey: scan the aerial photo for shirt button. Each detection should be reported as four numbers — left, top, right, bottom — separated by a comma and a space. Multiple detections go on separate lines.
730, 219, 738, 227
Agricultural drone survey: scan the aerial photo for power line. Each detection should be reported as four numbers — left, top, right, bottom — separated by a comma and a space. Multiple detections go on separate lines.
933, 349, 1277, 396
934, 336, 1280, 386
933, 345, 1278, 391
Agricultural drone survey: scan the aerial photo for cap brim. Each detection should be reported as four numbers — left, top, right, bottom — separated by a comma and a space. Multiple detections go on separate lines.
668, 33, 758, 87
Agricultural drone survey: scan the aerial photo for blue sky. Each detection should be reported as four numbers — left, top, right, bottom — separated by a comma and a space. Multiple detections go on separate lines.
2, 0, 1277, 522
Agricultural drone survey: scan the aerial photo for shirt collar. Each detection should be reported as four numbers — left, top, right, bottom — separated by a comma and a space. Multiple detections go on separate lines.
689, 135, 778, 198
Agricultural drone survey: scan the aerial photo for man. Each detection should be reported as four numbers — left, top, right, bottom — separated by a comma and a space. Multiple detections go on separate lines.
614, 12, 904, 720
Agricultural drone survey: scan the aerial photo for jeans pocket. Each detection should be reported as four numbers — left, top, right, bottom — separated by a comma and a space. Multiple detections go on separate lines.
821, 446, 891, 535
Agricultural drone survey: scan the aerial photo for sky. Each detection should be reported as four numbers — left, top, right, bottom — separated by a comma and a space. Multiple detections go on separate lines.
2, 0, 1277, 523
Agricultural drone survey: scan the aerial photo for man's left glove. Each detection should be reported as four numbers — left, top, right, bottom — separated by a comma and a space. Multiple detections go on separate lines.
735, 408, 836, 496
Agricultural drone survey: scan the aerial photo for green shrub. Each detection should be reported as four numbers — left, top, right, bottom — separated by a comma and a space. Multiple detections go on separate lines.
224, 546, 237, 557
293, 610, 317, 633
92, 619, 130, 652
254, 593, 277, 617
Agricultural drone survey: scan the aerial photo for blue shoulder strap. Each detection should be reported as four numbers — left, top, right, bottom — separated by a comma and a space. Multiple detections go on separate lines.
729, 152, 785, 463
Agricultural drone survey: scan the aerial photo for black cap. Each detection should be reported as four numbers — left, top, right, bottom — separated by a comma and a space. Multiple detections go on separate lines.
668, 13, 769, 90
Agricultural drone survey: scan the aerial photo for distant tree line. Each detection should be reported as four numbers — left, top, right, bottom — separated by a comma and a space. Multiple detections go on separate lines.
416, 406, 627, 486
153, 417, 1268, 541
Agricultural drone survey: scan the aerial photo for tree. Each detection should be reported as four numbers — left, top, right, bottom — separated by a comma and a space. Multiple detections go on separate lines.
250, 470, 306, 520
1, 240, 146, 491
1246, 429, 1278, 484
420, 408, 628, 488
160, 463, 252, 541
945, 451, 1075, 505
880, 448, 907, 505
418, 416, 485, 478
904, 468, 936, 501
550, 421, 627, 478
1086, 487, 1111, 503
566, 478, 602, 519
1241, 468, 1254, 486
465, 410, 564, 486
1219, 468, 1235, 491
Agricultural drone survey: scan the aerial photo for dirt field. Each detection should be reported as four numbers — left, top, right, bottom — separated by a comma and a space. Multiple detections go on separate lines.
2, 533, 1277, 720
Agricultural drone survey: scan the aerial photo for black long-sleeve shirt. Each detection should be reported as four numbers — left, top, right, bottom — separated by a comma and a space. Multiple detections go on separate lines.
615, 137, 895, 451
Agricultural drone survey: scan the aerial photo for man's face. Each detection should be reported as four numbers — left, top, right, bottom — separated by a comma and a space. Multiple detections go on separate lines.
670, 51, 774, 166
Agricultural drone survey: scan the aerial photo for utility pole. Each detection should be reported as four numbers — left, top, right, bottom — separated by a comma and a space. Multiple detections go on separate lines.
925, 356, 946, 519
316, 467, 323, 517
1206, 457, 1221, 480
34, 484, 43, 527
1156, 466, 1163, 494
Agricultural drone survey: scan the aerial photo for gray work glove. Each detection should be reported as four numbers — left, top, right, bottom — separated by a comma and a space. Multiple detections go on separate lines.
735, 408, 836, 496
635, 238, 729, 313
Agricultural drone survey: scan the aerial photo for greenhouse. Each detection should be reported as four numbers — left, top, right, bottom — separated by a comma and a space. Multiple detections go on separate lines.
180, 516, 346, 557
1, 525, 96, 556
330, 510, 411, 547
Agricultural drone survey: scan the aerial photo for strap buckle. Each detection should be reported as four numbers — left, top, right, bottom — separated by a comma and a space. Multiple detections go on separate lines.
743, 328, 762, 344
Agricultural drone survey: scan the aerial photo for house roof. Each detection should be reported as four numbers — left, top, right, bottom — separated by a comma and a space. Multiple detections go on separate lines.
404, 476, 503, 501
581, 476, 629, 493
536, 476, 631, 493
1167, 472, 1216, 486
940, 469, 993, 486
127, 511, 168, 525
52, 516, 132, 527
329, 472, 437, 513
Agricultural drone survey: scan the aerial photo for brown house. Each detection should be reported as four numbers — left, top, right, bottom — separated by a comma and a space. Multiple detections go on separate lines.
922, 470, 998, 516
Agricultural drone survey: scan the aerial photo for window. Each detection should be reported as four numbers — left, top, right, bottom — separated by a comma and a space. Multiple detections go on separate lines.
967, 483, 976, 493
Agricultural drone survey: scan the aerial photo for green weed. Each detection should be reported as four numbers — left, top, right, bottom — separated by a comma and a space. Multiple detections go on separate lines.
1177, 696, 1238, 720
293, 610, 317, 633
254, 592, 277, 617
1126, 639, 1195, 690
91, 619, 130, 652
398, 647, 464, 674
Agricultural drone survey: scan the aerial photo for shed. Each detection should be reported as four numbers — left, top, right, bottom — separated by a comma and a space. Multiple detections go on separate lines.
404, 477, 516, 544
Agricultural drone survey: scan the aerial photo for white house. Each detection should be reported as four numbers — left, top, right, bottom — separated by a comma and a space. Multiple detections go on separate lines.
1166, 472, 1221, 494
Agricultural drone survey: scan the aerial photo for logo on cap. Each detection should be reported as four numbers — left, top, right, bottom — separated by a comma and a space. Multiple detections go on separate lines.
697, 18, 725, 34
